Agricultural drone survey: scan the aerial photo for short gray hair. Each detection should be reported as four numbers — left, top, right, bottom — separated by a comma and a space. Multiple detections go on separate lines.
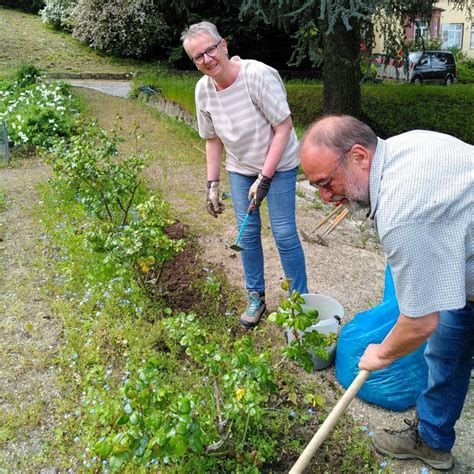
303, 115, 378, 158
181, 21, 222, 54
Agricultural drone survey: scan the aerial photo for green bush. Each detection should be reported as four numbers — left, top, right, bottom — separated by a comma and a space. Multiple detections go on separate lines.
0, 0, 45, 13
71, 0, 170, 58
40, 0, 77, 31
362, 84, 473, 142
455, 59, 474, 84
285, 83, 473, 143
286, 83, 323, 126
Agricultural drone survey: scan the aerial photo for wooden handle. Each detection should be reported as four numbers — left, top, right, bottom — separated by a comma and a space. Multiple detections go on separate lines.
321, 208, 350, 237
309, 205, 344, 236
289, 369, 370, 474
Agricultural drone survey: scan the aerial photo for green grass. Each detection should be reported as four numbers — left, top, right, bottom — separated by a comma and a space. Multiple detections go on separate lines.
0, 7, 162, 79
132, 72, 199, 114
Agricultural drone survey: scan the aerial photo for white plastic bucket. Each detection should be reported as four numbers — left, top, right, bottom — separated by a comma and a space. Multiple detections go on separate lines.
286, 293, 344, 370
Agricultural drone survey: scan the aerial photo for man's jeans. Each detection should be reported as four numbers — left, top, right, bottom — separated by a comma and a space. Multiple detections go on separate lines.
417, 301, 474, 451
228, 167, 308, 295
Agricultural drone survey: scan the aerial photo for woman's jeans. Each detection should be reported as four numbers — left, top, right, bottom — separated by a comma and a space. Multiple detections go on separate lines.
228, 167, 308, 295
417, 301, 474, 451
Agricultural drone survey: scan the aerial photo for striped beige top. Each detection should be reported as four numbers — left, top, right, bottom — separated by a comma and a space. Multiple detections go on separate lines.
195, 58, 299, 176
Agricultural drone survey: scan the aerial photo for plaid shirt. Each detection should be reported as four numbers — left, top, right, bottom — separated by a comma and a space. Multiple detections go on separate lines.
369, 131, 473, 317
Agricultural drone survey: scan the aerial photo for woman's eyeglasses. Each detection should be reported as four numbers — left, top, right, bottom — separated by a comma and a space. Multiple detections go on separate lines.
192, 40, 222, 65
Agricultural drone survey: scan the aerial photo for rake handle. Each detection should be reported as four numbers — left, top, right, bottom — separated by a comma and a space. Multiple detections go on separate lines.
308, 205, 342, 236
320, 208, 350, 238
289, 369, 371, 474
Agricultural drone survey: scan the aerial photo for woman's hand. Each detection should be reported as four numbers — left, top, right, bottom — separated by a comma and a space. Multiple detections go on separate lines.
248, 173, 272, 211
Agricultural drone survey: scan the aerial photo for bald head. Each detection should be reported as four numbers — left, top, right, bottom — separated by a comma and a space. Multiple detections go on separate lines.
300, 115, 376, 210
301, 115, 377, 161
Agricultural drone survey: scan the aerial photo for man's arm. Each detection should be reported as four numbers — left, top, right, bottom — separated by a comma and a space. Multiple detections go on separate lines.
206, 137, 223, 181
358, 312, 439, 371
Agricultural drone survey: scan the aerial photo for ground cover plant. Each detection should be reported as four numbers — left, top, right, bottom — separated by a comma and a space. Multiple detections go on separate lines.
0, 65, 80, 154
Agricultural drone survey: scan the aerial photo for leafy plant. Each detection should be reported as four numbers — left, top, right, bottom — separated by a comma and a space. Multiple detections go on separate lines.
50, 122, 146, 226
0, 78, 79, 151
269, 290, 336, 373
94, 359, 206, 470
15, 63, 42, 88
87, 195, 185, 299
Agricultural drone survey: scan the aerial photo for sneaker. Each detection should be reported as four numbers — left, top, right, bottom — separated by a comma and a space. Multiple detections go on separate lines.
239, 291, 266, 328
372, 418, 454, 470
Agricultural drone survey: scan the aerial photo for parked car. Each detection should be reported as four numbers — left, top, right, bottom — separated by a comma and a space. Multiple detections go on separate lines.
373, 51, 456, 85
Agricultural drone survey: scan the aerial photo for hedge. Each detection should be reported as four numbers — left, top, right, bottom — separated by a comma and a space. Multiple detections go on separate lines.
286, 83, 473, 144
0, 0, 44, 13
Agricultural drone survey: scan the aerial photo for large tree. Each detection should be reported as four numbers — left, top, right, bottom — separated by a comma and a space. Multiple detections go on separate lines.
240, 0, 470, 117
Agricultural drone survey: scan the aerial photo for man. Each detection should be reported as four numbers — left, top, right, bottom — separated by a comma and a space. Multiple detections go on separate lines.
300, 115, 473, 470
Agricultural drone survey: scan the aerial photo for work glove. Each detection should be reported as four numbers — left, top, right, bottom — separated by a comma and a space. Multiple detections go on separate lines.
248, 173, 272, 212
206, 180, 225, 218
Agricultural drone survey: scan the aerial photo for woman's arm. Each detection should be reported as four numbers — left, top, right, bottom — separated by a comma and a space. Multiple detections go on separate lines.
206, 137, 224, 181
261, 115, 293, 178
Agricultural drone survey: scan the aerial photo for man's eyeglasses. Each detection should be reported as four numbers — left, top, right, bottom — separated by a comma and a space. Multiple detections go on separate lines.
192, 40, 222, 65
310, 152, 348, 189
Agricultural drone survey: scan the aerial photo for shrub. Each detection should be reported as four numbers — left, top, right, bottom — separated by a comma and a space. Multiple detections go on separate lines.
40, 0, 77, 31
456, 60, 474, 84
285, 83, 473, 143
0, 0, 45, 13
71, 0, 170, 58
15, 63, 42, 88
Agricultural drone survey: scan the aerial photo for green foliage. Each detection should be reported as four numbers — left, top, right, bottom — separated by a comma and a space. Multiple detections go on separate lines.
94, 360, 206, 469
449, 48, 474, 84
15, 63, 41, 87
0, 0, 45, 13
362, 84, 474, 142
49, 123, 146, 225
286, 82, 473, 143
404, 36, 443, 53
0, 75, 79, 150
48, 122, 183, 299
88, 196, 185, 299
71, 0, 170, 58
269, 290, 335, 373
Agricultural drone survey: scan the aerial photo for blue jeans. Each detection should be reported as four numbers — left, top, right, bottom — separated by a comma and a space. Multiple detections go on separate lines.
417, 301, 474, 451
228, 167, 308, 295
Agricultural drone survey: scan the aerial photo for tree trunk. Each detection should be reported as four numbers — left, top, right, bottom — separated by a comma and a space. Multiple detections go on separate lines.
321, 15, 361, 117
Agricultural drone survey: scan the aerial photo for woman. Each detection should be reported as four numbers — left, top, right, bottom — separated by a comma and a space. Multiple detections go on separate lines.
181, 21, 308, 327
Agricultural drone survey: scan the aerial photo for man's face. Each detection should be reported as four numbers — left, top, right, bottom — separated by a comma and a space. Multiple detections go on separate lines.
300, 143, 370, 211
185, 34, 229, 79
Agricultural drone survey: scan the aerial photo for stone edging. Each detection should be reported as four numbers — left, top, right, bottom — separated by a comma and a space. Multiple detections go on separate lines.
139, 92, 197, 130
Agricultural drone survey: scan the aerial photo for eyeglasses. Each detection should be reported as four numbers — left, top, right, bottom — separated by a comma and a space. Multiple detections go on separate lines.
191, 40, 222, 65
310, 152, 348, 189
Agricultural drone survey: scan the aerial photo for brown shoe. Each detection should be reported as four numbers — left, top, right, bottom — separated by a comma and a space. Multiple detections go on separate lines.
239, 291, 266, 328
372, 418, 453, 470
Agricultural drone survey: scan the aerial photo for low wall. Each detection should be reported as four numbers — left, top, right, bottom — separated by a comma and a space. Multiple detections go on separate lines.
140, 93, 197, 130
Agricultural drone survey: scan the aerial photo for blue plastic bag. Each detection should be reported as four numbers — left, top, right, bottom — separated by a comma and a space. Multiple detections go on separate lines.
335, 265, 428, 411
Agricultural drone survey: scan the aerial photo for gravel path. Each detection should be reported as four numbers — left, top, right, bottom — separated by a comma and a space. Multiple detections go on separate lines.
62, 79, 131, 98
0, 159, 61, 471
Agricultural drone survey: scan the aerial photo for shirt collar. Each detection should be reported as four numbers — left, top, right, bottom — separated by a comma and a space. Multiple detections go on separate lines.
368, 137, 387, 220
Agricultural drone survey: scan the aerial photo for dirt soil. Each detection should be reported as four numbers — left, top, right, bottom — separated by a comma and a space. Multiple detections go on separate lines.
0, 85, 471, 473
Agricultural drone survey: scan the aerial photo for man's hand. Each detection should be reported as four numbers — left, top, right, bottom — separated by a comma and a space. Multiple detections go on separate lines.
358, 344, 394, 372
206, 180, 224, 218
248, 173, 272, 211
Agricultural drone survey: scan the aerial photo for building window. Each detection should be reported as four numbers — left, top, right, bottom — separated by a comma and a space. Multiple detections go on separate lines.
471, 23, 474, 49
442, 23, 463, 48
414, 21, 429, 40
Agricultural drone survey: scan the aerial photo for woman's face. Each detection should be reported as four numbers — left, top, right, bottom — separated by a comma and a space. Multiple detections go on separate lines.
185, 34, 229, 79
